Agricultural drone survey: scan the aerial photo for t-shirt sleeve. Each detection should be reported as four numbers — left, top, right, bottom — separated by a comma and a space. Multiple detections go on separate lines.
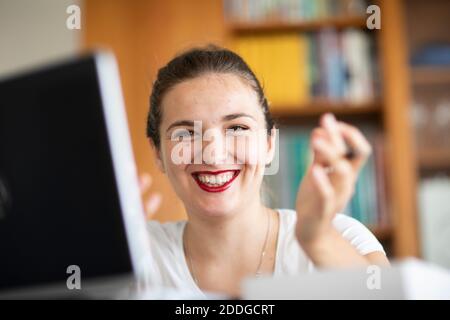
332, 214, 386, 256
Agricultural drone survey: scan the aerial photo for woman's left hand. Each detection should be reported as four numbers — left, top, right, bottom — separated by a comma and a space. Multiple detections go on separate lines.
295, 113, 372, 246
139, 173, 162, 220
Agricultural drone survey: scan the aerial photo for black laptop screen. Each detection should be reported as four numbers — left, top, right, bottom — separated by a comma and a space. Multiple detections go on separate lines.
0, 56, 132, 291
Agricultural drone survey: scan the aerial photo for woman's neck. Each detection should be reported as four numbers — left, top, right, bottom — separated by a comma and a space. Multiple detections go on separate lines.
184, 198, 271, 261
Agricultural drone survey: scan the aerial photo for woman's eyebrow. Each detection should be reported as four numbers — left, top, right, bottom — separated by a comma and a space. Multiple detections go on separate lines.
222, 113, 256, 121
166, 113, 256, 132
166, 120, 195, 132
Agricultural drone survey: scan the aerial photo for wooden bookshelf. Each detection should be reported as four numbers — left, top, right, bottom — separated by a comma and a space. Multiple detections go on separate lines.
271, 100, 381, 117
418, 149, 450, 170
406, 0, 450, 176
226, 0, 419, 258
84, 0, 419, 257
229, 16, 367, 33
411, 66, 450, 85
371, 226, 393, 242
271, 101, 382, 125
374, 0, 418, 257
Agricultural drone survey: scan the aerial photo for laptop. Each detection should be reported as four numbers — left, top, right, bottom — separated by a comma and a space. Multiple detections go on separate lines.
0, 52, 153, 299
241, 258, 450, 299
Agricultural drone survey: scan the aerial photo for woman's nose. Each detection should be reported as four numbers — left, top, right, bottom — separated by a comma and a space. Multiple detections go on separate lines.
201, 132, 228, 165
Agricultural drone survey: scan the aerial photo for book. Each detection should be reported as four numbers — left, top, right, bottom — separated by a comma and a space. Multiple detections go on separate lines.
232, 29, 377, 107
264, 126, 388, 230
224, 0, 369, 22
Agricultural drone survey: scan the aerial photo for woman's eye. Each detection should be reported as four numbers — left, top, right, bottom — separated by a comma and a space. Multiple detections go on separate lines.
228, 125, 249, 132
173, 129, 197, 140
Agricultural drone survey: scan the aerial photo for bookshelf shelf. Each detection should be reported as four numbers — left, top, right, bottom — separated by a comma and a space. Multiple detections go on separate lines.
271, 100, 382, 118
411, 66, 450, 85
229, 16, 367, 33
418, 149, 450, 170
370, 226, 393, 242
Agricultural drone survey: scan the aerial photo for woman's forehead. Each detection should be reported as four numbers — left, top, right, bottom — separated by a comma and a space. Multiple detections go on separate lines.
161, 73, 262, 123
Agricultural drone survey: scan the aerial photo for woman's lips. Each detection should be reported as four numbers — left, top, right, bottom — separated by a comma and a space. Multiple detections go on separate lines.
191, 170, 240, 193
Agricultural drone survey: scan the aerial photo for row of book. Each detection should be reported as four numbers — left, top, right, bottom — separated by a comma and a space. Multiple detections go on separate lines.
224, 0, 369, 23
232, 29, 377, 107
262, 126, 389, 228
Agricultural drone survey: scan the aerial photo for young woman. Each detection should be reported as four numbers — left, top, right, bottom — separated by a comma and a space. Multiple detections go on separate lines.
141, 45, 389, 298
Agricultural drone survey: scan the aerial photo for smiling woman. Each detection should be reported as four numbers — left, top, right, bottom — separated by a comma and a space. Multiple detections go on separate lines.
142, 45, 389, 298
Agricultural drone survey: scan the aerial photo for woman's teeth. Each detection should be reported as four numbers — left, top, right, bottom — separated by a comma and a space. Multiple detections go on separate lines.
197, 172, 234, 186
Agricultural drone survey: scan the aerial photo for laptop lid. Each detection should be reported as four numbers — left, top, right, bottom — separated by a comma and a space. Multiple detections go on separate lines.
0, 52, 151, 297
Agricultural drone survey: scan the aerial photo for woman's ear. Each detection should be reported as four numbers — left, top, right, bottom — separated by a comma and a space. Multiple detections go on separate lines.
150, 139, 166, 173
265, 127, 277, 165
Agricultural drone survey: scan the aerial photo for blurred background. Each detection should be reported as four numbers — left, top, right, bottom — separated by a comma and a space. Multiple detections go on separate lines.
0, 0, 449, 267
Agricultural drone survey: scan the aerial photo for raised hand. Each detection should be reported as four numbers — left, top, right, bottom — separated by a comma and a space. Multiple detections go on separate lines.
139, 173, 162, 220
295, 113, 372, 245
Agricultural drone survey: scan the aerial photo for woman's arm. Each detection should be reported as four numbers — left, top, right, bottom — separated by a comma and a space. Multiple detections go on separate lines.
299, 227, 390, 268
295, 113, 390, 268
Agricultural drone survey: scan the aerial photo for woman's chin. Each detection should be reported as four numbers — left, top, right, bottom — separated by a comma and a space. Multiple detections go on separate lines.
193, 200, 238, 218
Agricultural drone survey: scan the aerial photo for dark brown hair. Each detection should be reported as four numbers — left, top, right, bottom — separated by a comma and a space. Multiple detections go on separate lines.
146, 45, 275, 149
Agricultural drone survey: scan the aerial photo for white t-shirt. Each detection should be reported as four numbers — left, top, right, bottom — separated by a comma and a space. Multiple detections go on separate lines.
144, 208, 385, 297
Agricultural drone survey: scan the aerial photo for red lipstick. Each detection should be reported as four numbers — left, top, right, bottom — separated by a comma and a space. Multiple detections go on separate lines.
191, 170, 240, 193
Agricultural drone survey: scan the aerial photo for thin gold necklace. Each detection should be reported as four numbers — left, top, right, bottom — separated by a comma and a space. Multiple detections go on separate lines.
184, 209, 271, 286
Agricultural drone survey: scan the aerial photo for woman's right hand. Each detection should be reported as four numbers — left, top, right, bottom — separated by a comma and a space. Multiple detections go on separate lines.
295, 114, 371, 245
139, 173, 162, 220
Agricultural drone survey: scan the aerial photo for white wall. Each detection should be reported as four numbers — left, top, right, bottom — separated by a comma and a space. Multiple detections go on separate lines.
0, 0, 81, 78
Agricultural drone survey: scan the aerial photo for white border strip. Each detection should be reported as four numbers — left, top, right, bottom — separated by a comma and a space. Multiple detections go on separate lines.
94, 51, 155, 287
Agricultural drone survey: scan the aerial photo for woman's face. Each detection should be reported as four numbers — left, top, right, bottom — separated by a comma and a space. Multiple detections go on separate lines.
155, 73, 276, 217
